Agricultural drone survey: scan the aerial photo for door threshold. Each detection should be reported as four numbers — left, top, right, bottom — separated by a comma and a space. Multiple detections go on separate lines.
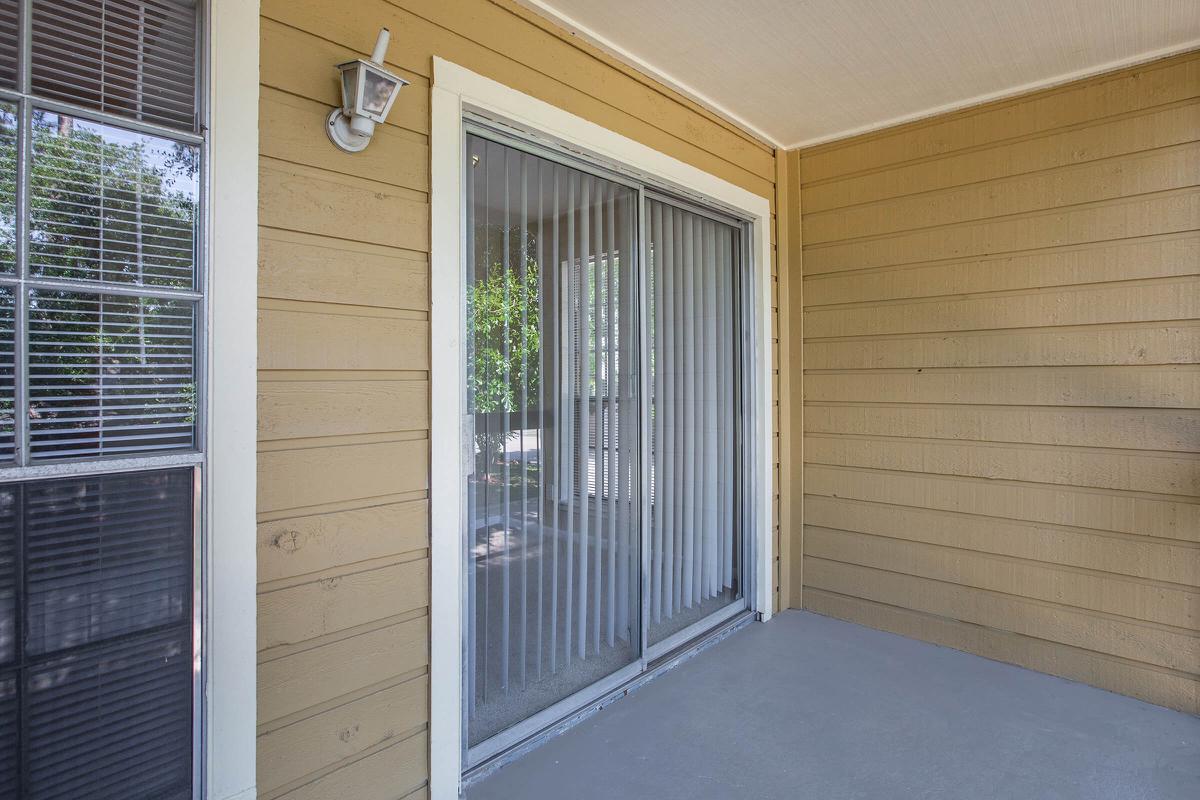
462, 608, 757, 789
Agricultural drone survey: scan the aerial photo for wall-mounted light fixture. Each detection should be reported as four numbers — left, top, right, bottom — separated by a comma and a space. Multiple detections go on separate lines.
327, 28, 409, 153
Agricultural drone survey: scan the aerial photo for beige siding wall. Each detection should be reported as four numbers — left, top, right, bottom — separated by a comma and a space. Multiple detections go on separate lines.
255, 1, 780, 797
795, 52, 1200, 714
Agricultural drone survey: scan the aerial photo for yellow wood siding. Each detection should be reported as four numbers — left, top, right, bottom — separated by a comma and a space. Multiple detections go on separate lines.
795, 51, 1200, 714
256, 1, 780, 796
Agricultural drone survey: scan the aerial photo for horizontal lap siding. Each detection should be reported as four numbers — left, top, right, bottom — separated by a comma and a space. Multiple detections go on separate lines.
256, 1, 779, 797
797, 51, 1200, 714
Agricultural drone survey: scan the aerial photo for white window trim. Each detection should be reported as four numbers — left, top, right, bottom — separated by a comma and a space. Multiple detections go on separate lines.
430, 57, 773, 799
203, 2, 258, 799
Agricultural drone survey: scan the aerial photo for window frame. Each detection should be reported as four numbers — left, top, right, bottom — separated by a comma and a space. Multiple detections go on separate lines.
0, 3, 256, 799
0, 0, 207, 478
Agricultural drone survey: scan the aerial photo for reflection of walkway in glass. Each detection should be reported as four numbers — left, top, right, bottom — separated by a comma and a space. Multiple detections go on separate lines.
466, 434, 737, 745
467, 470, 638, 746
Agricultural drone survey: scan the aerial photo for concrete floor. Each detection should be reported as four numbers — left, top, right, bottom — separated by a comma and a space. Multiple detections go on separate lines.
467, 610, 1200, 800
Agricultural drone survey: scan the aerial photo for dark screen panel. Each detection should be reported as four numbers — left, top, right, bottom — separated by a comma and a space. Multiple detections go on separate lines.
26, 627, 192, 799
2, 470, 193, 799
24, 469, 193, 655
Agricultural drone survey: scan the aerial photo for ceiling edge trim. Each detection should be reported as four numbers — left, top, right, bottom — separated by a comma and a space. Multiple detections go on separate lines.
517, 0, 786, 149
785, 38, 1200, 150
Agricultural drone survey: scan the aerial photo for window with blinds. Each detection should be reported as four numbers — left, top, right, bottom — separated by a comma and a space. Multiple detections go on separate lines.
0, 2, 202, 798
30, 0, 199, 131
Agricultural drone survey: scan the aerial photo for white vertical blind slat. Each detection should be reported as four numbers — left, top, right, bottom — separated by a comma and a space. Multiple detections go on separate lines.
500, 148, 512, 693
703, 220, 719, 599
604, 182, 617, 647
480, 140, 493, 702
465, 140, 477, 715
577, 174, 590, 660
681, 211, 695, 608
590, 174, 602, 655
652, 200, 662, 623
722, 230, 735, 586
563, 169, 575, 669
518, 151, 530, 689
549, 165, 561, 675
535, 158, 546, 681
665, 206, 680, 615
617, 187, 633, 642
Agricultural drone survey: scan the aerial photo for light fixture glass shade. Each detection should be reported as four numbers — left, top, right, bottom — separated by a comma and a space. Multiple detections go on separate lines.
340, 68, 357, 115
336, 59, 408, 123
361, 67, 396, 115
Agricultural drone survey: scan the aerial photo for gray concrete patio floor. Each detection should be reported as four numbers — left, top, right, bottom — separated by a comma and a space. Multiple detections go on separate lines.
466, 610, 1200, 799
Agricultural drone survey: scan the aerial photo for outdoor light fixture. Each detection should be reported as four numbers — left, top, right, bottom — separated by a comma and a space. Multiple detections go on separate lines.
327, 27, 409, 153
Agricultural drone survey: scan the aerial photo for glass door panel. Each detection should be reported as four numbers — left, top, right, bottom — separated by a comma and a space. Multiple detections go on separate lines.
464, 134, 641, 748
645, 197, 744, 646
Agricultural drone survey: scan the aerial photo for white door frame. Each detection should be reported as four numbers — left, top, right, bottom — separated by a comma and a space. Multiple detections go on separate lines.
429, 58, 773, 798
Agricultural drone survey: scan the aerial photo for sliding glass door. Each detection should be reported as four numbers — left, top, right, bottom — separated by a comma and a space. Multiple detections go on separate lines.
464, 134, 641, 748
463, 128, 747, 760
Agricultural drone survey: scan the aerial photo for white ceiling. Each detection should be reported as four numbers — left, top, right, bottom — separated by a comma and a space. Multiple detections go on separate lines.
518, 0, 1200, 149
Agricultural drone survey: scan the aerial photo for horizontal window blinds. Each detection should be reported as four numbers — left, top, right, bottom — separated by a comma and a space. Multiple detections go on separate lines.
29, 112, 199, 288
646, 198, 741, 645
23, 470, 192, 653
1, 102, 15, 275
0, 470, 194, 800
31, 0, 200, 131
0, 1, 16, 90
26, 626, 192, 800
28, 291, 195, 459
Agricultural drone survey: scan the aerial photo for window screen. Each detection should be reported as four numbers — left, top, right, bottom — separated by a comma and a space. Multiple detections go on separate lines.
0, 1, 202, 797
1, 471, 194, 800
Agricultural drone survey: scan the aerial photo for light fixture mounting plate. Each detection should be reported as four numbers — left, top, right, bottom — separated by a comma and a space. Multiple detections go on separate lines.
327, 108, 370, 153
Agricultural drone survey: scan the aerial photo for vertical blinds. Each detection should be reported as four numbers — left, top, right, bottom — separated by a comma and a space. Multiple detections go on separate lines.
646, 198, 741, 644
465, 135, 641, 747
